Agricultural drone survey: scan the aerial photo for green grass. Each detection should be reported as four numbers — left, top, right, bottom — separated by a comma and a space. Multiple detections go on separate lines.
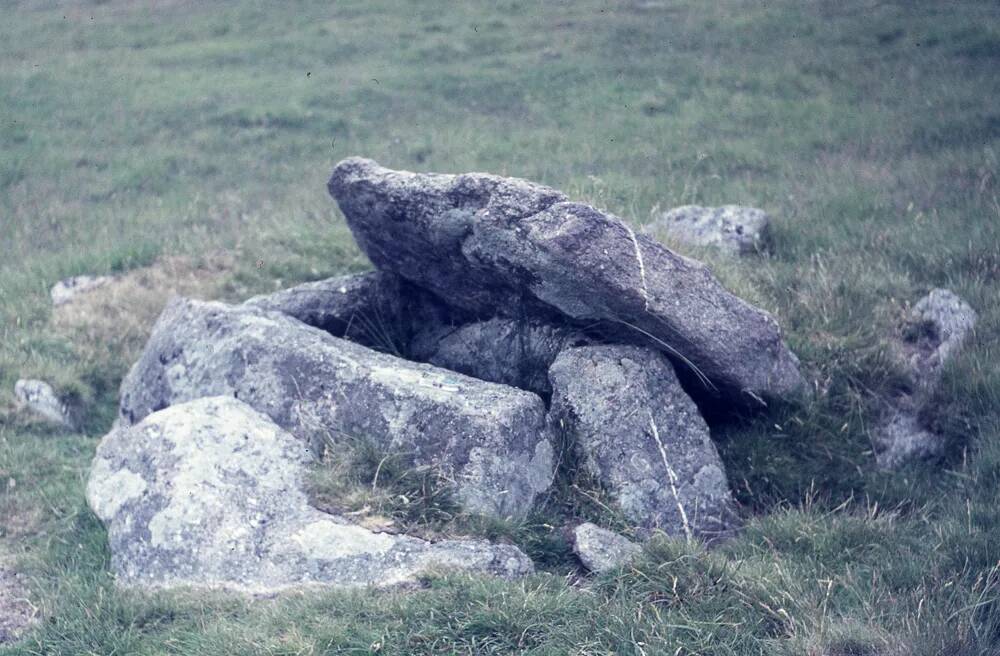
2, 0, 999, 653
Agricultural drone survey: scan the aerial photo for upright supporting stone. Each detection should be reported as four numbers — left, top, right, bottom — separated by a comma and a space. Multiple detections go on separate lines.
548, 345, 739, 541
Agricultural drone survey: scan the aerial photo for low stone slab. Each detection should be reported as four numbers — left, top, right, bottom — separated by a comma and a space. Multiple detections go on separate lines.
571, 523, 641, 573
651, 205, 770, 256
328, 157, 803, 402
410, 318, 588, 397
548, 345, 739, 541
119, 297, 554, 519
87, 397, 533, 592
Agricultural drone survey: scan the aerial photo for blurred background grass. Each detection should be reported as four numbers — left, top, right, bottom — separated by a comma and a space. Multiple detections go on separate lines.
1, 1, 998, 654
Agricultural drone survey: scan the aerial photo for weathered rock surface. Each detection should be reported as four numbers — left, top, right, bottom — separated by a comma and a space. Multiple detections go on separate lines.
244, 271, 407, 351
571, 523, 641, 573
651, 205, 770, 256
119, 297, 554, 519
328, 157, 803, 402
874, 288, 977, 468
410, 318, 589, 397
901, 288, 977, 385
13, 379, 77, 429
50, 274, 113, 306
548, 345, 739, 541
87, 396, 533, 592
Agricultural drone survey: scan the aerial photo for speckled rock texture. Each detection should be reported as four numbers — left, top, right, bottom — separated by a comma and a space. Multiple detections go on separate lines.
875, 288, 978, 469
410, 317, 589, 397
548, 345, 739, 541
328, 157, 803, 403
651, 205, 770, 256
13, 379, 77, 429
902, 288, 978, 386
118, 298, 555, 519
571, 523, 641, 573
50, 274, 113, 306
87, 397, 534, 592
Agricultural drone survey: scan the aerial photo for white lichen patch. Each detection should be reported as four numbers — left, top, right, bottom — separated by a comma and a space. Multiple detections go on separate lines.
368, 365, 462, 402
290, 520, 394, 560
86, 458, 147, 521
87, 396, 533, 590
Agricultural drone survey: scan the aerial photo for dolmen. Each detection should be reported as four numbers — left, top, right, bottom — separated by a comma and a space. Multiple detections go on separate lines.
87, 157, 805, 590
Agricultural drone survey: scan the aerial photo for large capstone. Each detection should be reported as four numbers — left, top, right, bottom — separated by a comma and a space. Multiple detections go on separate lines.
548, 345, 739, 541
87, 396, 534, 592
118, 298, 554, 519
328, 157, 804, 402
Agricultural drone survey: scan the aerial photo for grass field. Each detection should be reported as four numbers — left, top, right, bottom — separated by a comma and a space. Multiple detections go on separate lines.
2, 0, 1000, 653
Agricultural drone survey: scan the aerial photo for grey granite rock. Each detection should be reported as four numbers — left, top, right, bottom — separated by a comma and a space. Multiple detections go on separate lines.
571, 523, 641, 573
13, 379, 77, 429
328, 157, 803, 402
904, 288, 977, 385
651, 205, 770, 256
410, 317, 589, 397
119, 297, 554, 519
87, 396, 533, 592
50, 274, 113, 306
873, 408, 940, 470
874, 288, 977, 468
548, 345, 739, 541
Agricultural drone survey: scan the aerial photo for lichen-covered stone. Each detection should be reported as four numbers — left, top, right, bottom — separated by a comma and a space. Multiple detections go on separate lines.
328, 157, 803, 402
119, 297, 554, 519
873, 409, 940, 470
50, 274, 113, 306
87, 397, 533, 592
651, 205, 770, 256
410, 317, 588, 397
571, 523, 641, 573
875, 288, 978, 469
548, 345, 739, 541
13, 379, 77, 429
902, 288, 977, 385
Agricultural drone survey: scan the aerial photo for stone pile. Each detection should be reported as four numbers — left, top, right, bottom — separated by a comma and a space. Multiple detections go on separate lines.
87, 158, 807, 591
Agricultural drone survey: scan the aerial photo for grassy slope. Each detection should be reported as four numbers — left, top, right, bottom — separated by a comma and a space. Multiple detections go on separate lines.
1, 0, 999, 653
